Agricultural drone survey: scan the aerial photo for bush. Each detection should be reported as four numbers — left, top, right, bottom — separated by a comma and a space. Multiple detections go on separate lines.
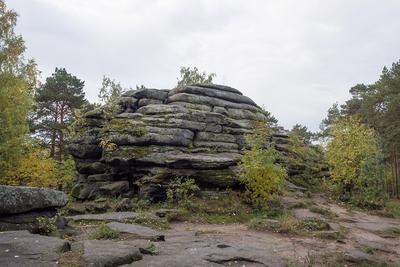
351, 155, 389, 209
381, 200, 400, 218
89, 224, 120, 240
166, 177, 200, 204
239, 121, 286, 205
35, 216, 57, 235
286, 131, 327, 189
2, 146, 58, 187
176, 191, 253, 224
326, 117, 387, 207
1, 145, 77, 191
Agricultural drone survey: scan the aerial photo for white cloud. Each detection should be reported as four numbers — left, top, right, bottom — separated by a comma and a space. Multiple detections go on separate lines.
9, 0, 400, 131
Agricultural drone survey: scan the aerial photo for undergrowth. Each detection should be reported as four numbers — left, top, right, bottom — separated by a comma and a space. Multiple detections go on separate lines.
89, 224, 120, 240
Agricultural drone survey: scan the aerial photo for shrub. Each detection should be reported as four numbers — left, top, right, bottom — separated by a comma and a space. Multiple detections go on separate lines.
1, 145, 77, 191
239, 121, 286, 205
35, 216, 57, 235
2, 146, 58, 187
351, 154, 389, 209
177, 191, 253, 224
286, 131, 327, 189
326, 117, 388, 208
326, 117, 380, 193
128, 212, 170, 230
166, 177, 200, 204
89, 224, 120, 240
382, 200, 400, 218
140, 244, 159, 255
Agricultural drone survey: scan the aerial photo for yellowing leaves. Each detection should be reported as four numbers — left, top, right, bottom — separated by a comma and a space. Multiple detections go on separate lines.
239, 121, 286, 205
1, 146, 76, 190
326, 117, 379, 186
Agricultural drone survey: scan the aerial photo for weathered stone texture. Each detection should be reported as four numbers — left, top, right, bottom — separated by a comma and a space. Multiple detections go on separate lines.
69, 84, 267, 200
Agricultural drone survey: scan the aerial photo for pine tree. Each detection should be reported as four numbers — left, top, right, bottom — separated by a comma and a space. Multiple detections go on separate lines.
32, 68, 86, 159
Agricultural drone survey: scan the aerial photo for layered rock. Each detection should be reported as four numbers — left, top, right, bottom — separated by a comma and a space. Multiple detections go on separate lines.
272, 128, 330, 187
0, 185, 68, 231
69, 84, 267, 201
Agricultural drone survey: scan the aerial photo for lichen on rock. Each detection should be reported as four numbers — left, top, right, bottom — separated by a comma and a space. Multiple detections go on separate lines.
69, 84, 268, 200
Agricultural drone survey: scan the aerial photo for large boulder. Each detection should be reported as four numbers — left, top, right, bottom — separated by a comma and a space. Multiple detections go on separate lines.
69, 84, 268, 201
0, 185, 68, 215
0, 186, 68, 231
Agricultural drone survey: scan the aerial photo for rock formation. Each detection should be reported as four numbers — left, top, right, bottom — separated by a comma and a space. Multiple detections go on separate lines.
69, 84, 268, 201
0, 185, 68, 231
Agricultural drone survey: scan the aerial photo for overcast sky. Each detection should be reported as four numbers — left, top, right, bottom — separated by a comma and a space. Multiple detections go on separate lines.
9, 0, 400, 131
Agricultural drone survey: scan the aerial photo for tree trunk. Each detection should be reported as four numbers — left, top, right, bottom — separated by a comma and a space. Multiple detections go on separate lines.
50, 104, 58, 158
59, 104, 65, 161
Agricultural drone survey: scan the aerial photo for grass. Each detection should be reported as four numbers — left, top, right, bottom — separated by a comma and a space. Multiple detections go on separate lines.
167, 191, 254, 224
309, 206, 337, 219
374, 200, 400, 219
248, 210, 296, 233
125, 212, 170, 230
377, 227, 400, 238
88, 224, 120, 240
249, 209, 333, 237
58, 250, 84, 267
289, 252, 394, 267
287, 199, 313, 210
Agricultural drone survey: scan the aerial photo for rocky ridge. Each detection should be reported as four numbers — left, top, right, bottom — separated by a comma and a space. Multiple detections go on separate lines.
69, 84, 268, 201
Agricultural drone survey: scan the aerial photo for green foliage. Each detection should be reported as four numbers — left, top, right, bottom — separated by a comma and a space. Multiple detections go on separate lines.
98, 76, 125, 117
0, 1, 37, 180
295, 218, 330, 232
321, 60, 400, 199
35, 216, 57, 235
260, 106, 278, 126
128, 212, 170, 230
351, 154, 389, 208
0, 1, 38, 87
291, 124, 315, 144
176, 66, 216, 88
326, 117, 388, 207
171, 191, 254, 224
101, 119, 146, 136
166, 177, 200, 204
33, 67, 86, 159
286, 130, 327, 189
140, 244, 159, 255
1, 144, 77, 190
319, 103, 341, 139
383, 200, 400, 218
249, 210, 297, 233
239, 121, 286, 205
249, 211, 330, 235
326, 117, 379, 187
54, 158, 78, 192
89, 224, 120, 240
0, 73, 31, 179
67, 103, 98, 140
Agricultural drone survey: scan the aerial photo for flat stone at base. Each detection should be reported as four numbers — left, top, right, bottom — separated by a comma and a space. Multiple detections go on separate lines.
0, 230, 70, 267
344, 249, 377, 264
293, 209, 324, 220
66, 212, 137, 222
83, 240, 143, 267
107, 222, 164, 240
